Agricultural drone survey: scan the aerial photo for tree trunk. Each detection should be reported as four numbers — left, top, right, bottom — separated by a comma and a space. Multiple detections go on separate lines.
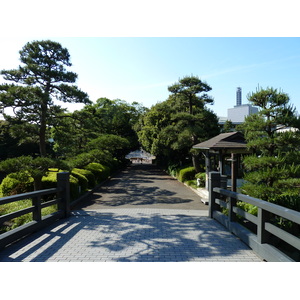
192, 153, 201, 173
39, 125, 47, 157
39, 90, 49, 157
189, 97, 193, 115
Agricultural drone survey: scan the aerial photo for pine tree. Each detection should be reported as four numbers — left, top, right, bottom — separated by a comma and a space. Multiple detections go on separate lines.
240, 87, 300, 210
0, 40, 90, 157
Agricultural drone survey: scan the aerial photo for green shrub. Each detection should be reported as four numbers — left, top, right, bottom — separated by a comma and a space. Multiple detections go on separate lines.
195, 172, 206, 187
84, 163, 110, 183
167, 164, 180, 177
237, 201, 258, 216
0, 173, 34, 197
71, 170, 88, 192
72, 168, 95, 188
0, 198, 57, 233
178, 167, 196, 182
42, 171, 79, 201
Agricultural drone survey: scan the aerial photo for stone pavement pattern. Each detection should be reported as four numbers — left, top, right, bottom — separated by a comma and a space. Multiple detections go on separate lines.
74, 164, 209, 211
0, 164, 262, 262
0, 208, 262, 262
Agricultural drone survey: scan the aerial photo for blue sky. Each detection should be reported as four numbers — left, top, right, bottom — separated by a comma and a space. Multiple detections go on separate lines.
1, 37, 300, 117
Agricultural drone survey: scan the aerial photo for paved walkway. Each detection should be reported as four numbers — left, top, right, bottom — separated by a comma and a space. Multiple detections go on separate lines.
0, 164, 262, 262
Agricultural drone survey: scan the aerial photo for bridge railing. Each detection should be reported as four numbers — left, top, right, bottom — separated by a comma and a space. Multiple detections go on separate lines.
0, 172, 70, 250
209, 171, 300, 262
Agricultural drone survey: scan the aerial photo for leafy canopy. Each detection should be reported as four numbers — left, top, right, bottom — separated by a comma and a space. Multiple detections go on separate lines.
0, 40, 90, 157
239, 87, 300, 209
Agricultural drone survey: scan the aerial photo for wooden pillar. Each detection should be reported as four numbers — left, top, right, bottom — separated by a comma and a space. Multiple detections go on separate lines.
57, 172, 70, 218
231, 153, 237, 192
218, 150, 223, 175
205, 151, 210, 190
209, 171, 221, 218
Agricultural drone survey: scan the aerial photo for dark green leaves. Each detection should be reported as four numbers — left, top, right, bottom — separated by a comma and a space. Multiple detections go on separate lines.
0, 40, 90, 156
240, 87, 300, 208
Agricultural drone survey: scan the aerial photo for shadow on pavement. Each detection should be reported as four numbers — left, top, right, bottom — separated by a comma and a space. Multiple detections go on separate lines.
0, 211, 255, 262
74, 164, 207, 210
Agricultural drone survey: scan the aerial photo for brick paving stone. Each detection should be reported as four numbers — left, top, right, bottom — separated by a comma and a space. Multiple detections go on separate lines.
0, 208, 262, 262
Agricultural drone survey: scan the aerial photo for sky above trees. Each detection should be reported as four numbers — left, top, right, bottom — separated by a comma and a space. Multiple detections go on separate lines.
1, 37, 299, 118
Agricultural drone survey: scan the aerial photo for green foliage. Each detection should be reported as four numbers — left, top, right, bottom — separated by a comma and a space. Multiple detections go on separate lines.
0, 198, 57, 233
87, 134, 131, 161
68, 152, 94, 169
237, 202, 258, 216
168, 75, 213, 114
41, 170, 79, 200
88, 149, 115, 168
0, 156, 68, 190
222, 120, 235, 133
239, 87, 300, 211
0, 40, 90, 157
0, 173, 34, 197
84, 163, 110, 184
167, 164, 181, 178
0, 199, 32, 233
52, 98, 145, 158
71, 170, 88, 192
195, 172, 206, 187
137, 77, 220, 167
178, 167, 196, 182
72, 168, 95, 188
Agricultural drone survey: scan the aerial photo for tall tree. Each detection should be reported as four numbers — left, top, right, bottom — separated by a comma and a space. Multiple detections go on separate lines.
167, 76, 218, 170
239, 87, 300, 210
138, 76, 219, 170
0, 40, 90, 157
168, 75, 213, 115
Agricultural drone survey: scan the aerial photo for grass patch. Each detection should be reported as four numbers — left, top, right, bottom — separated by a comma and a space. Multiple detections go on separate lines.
0, 199, 57, 233
185, 179, 198, 189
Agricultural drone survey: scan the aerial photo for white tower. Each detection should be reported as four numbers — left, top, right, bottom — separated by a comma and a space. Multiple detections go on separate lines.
236, 87, 242, 106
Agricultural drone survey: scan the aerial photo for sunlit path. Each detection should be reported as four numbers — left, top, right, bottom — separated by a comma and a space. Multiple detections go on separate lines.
0, 164, 262, 262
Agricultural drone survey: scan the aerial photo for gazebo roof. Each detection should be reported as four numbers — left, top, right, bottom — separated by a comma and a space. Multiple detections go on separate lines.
125, 149, 156, 160
193, 131, 248, 151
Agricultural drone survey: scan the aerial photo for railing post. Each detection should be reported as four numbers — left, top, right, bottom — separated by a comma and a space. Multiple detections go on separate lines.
32, 195, 42, 222
257, 208, 270, 244
57, 172, 70, 218
209, 172, 221, 218
220, 175, 228, 189
228, 196, 237, 222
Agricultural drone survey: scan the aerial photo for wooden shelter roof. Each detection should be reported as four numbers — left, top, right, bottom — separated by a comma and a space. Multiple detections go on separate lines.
193, 132, 247, 151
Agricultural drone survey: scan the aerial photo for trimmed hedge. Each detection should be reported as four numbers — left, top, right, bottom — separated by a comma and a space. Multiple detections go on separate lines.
0, 173, 34, 197
0, 170, 80, 201
71, 170, 88, 192
84, 163, 110, 183
42, 171, 80, 201
72, 168, 95, 188
178, 166, 196, 183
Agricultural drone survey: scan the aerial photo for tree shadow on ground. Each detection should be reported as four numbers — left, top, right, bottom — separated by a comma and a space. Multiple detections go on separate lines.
83, 185, 194, 207
0, 211, 257, 262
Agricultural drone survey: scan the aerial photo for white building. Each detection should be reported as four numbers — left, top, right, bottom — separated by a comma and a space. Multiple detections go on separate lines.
226, 87, 258, 124
227, 104, 259, 123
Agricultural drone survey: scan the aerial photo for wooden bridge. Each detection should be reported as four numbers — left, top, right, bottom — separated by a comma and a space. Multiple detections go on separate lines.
0, 164, 299, 262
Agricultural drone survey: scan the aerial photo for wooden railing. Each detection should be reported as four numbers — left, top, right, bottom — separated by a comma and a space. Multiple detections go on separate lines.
0, 172, 70, 250
209, 172, 300, 262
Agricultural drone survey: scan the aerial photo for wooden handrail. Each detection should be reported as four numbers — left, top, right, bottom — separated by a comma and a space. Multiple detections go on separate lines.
0, 172, 70, 250
209, 171, 300, 262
